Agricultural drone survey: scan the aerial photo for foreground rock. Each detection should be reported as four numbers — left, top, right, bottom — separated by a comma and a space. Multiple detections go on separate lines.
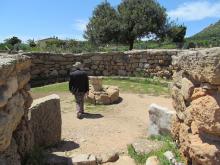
104, 156, 135, 165
145, 156, 160, 165
171, 48, 220, 165
68, 154, 96, 165
96, 151, 119, 164
131, 138, 164, 155
29, 94, 62, 147
148, 104, 176, 136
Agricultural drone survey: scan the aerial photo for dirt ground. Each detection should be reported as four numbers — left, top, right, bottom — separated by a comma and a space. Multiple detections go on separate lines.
32, 92, 173, 157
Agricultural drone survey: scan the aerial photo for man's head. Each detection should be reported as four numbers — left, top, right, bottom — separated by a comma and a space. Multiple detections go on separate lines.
72, 62, 83, 70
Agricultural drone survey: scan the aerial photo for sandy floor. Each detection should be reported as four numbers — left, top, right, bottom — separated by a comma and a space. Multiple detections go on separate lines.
32, 92, 173, 156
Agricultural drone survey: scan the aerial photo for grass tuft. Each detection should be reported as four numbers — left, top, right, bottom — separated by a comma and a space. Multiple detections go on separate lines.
128, 135, 184, 165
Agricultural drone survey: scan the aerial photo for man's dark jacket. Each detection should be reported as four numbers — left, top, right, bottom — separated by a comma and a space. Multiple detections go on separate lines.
69, 69, 89, 93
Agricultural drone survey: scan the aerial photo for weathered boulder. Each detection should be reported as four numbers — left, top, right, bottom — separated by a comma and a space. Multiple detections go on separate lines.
106, 86, 119, 103
176, 48, 220, 85
148, 104, 176, 136
96, 151, 119, 164
180, 77, 194, 101
186, 93, 220, 136
29, 94, 62, 147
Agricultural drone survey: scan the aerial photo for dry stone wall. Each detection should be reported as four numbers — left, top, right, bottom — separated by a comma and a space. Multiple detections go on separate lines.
24, 50, 181, 87
0, 54, 62, 165
171, 48, 220, 165
0, 53, 32, 165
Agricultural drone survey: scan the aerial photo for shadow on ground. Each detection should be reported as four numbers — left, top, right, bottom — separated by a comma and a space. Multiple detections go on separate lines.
48, 140, 80, 152
44, 140, 80, 164
82, 112, 104, 119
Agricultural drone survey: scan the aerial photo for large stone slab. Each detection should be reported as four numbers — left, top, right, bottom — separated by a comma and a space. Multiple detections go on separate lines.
148, 104, 176, 136
29, 94, 62, 147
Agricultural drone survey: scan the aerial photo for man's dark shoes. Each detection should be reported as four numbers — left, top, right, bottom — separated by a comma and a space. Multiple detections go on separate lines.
77, 113, 83, 119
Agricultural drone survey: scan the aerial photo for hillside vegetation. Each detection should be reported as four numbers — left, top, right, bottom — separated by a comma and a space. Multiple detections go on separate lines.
187, 20, 220, 47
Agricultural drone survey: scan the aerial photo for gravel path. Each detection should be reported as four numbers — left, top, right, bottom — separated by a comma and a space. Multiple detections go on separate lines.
32, 92, 173, 164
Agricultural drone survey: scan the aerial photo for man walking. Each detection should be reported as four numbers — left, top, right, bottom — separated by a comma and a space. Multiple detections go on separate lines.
69, 62, 89, 119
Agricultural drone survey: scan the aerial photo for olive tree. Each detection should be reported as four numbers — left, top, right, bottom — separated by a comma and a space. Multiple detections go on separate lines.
118, 0, 167, 50
84, 1, 119, 45
85, 0, 168, 50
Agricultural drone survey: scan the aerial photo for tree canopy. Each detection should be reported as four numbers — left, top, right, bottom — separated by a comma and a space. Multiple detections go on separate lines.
84, 1, 119, 45
168, 24, 186, 48
4, 36, 21, 46
85, 0, 173, 50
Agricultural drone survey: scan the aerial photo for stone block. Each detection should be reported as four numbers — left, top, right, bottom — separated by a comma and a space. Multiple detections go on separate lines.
181, 77, 194, 101
106, 86, 119, 103
186, 93, 220, 137
29, 94, 62, 147
148, 104, 176, 136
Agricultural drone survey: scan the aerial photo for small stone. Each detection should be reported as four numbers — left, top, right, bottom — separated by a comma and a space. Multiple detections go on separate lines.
50, 70, 58, 77
163, 151, 175, 161
145, 156, 160, 165
69, 154, 96, 165
97, 151, 119, 164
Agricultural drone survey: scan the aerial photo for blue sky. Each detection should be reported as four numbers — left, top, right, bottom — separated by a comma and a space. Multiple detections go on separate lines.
0, 0, 220, 42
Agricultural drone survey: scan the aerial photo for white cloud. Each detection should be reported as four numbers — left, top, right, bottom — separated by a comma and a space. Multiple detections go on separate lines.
168, 1, 220, 21
73, 19, 88, 31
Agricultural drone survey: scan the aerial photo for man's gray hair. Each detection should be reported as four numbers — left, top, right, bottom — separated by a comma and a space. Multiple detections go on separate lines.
72, 62, 83, 70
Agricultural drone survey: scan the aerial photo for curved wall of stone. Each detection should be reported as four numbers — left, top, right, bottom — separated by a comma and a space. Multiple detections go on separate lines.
23, 50, 182, 87
0, 53, 33, 165
171, 48, 220, 165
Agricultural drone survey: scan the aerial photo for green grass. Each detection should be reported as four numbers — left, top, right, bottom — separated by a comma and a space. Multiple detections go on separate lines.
103, 77, 169, 95
31, 82, 69, 93
85, 102, 108, 112
128, 135, 184, 165
31, 77, 169, 96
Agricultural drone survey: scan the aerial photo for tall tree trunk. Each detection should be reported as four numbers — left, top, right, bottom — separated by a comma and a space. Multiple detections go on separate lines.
129, 40, 134, 50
